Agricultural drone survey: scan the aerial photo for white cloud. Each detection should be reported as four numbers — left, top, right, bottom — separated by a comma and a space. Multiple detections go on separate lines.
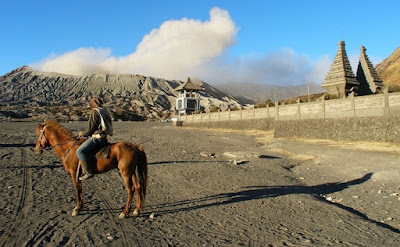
199, 48, 331, 85
31, 48, 112, 75
31, 7, 331, 86
305, 54, 331, 84
32, 7, 238, 81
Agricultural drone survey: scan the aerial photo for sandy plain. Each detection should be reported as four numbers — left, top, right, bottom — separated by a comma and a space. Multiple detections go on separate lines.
0, 121, 399, 246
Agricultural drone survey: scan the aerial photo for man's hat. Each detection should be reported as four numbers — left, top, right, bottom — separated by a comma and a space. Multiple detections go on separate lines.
90, 97, 103, 108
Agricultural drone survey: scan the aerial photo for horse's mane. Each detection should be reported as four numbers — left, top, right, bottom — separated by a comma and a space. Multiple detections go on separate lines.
45, 120, 75, 138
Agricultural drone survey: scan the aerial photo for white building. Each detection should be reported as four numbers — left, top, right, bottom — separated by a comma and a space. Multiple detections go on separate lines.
175, 78, 204, 115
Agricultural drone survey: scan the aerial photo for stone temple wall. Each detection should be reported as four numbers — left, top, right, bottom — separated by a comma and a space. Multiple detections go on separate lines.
183, 92, 400, 122
273, 116, 400, 144
184, 115, 400, 145
183, 92, 400, 144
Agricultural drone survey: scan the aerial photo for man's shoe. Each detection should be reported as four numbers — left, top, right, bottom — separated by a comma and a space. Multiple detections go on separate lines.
79, 173, 94, 181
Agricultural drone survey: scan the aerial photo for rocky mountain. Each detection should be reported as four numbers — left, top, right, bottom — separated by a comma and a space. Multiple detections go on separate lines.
376, 46, 400, 87
0, 66, 240, 121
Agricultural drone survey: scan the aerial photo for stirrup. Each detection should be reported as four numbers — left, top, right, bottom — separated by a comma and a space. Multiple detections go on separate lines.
79, 173, 94, 181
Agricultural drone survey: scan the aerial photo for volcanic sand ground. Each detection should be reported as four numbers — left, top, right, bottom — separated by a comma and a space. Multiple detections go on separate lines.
0, 121, 399, 246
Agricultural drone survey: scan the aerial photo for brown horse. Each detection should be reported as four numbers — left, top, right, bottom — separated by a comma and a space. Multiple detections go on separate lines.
34, 120, 147, 218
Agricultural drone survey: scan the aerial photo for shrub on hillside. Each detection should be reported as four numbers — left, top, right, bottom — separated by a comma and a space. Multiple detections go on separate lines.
230, 106, 241, 111
209, 106, 220, 112
255, 99, 274, 108
265, 99, 275, 107
254, 102, 266, 108
388, 84, 400, 93
325, 94, 340, 100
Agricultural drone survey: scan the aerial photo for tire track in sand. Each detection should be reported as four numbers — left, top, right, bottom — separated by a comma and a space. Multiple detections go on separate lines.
0, 136, 34, 247
86, 180, 171, 247
23, 215, 60, 246
85, 181, 131, 247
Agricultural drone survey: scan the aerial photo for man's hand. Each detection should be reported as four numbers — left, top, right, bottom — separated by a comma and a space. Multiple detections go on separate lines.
78, 131, 83, 138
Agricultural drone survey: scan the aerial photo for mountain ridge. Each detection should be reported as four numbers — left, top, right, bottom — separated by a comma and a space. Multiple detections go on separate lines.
376, 46, 400, 87
0, 66, 240, 121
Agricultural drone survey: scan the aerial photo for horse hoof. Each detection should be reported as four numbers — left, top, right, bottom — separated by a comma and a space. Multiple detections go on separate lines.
132, 210, 139, 217
72, 210, 79, 216
119, 213, 127, 219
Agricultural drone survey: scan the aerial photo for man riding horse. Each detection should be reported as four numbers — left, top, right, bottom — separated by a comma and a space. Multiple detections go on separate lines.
76, 97, 113, 180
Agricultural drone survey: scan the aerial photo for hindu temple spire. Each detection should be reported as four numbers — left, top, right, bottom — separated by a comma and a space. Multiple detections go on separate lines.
321, 41, 359, 97
356, 45, 384, 95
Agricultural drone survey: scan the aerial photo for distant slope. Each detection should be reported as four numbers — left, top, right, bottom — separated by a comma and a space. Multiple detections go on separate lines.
0, 66, 240, 121
376, 46, 400, 86
214, 82, 325, 104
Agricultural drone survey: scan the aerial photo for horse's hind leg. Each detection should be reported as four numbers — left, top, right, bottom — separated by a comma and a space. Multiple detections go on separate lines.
119, 171, 133, 218
131, 175, 141, 216
70, 173, 83, 216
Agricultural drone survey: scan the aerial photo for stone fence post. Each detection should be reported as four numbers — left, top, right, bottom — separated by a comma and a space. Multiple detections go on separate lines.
297, 99, 301, 119
384, 88, 390, 116
275, 104, 279, 120
349, 92, 355, 117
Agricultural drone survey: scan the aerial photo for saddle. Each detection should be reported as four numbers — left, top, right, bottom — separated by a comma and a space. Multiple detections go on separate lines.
94, 142, 113, 159
77, 142, 112, 177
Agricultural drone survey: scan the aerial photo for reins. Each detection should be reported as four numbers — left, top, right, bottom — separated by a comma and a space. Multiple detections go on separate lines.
60, 138, 80, 157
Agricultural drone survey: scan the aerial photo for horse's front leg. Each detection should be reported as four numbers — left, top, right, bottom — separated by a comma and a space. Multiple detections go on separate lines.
70, 172, 83, 216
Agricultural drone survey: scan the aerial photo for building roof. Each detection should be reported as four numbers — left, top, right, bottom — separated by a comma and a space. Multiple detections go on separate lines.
174, 77, 204, 91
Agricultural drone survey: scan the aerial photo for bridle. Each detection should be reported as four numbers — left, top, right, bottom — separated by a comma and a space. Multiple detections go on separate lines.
38, 125, 49, 146
37, 125, 80, 157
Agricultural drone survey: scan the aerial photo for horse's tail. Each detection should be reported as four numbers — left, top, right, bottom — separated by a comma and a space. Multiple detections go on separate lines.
136, 145, 147, 210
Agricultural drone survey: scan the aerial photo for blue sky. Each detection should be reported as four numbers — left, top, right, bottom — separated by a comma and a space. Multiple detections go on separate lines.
1, 0, 399, 85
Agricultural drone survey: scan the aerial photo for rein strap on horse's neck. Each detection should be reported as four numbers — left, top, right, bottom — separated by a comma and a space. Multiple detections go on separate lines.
62, 139, 79, 158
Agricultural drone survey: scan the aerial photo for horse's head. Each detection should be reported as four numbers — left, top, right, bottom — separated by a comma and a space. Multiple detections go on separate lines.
35, 123, 50, 155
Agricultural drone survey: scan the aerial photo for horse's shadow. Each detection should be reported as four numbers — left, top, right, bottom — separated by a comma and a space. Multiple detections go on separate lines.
148, 160, 230, 165
148, 173, 399, 234
149, 173, 373, 213
148, 155, 280, 166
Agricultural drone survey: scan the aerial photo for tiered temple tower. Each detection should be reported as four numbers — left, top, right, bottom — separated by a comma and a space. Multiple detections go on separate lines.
321, 41, 359, 97
356, 46, 384, 95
